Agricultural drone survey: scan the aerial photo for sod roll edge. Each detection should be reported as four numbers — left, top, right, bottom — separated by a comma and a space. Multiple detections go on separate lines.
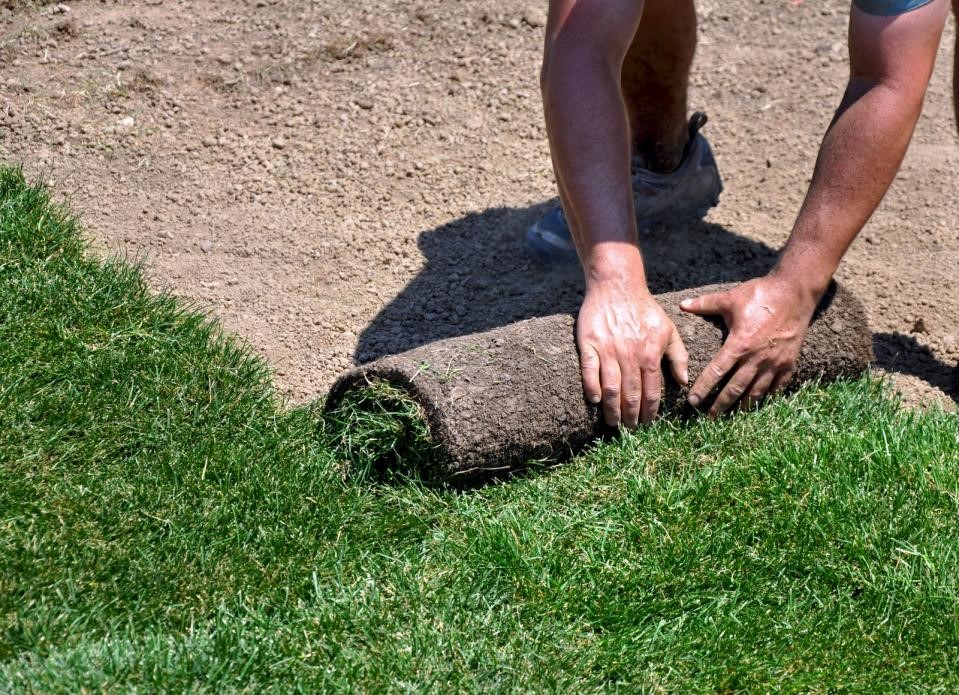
326, 282, 873, 483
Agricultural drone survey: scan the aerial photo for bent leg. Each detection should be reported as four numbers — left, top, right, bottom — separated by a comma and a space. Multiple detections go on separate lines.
621, 0, 697, 172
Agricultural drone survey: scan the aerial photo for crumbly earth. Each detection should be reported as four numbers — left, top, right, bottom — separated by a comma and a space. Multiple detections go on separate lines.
328, 283, 873, 481
2, 0, 957, 409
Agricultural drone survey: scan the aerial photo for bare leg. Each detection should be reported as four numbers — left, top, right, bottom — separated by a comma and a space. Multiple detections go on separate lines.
621, 0, 697, 172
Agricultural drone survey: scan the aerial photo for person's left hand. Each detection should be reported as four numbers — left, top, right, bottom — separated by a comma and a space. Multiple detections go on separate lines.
679, 275, 821, 417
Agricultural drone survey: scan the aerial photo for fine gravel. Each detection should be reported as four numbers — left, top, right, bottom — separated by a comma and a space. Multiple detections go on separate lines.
1, 0, 956, 408
327, 283, 873, 482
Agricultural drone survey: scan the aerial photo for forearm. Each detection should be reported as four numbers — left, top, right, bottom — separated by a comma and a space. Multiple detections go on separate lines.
774, 78, 924, 299
775, 0, 949, 302
542, 44, 645, 285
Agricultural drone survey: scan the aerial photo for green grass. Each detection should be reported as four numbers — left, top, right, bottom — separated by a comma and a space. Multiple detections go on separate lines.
322, 379, 443, 483
1, 165, 958, 692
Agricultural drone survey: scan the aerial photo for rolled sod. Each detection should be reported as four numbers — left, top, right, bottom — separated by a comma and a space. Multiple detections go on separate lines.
325, 282, 872, 483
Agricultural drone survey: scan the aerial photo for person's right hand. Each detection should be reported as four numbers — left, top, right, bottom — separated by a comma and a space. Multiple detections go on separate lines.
577, 260, 689, 429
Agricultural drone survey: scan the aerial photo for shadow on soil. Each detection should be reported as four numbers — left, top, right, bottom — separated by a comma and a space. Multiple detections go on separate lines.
873, 332, 959, 404
355, 199, 777, 362
356, 200, 958, 404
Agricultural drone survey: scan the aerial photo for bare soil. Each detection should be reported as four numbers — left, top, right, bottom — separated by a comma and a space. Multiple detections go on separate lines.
2, 0, 957, 409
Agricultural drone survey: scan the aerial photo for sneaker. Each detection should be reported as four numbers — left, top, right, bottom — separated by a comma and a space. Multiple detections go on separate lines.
525, 112, 723, 267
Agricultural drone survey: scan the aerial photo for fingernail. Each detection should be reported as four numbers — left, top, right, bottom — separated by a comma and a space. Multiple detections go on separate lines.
683, 369, 689, 385
680, 299, 692, 309
688, 394, 700, 407
590, 394, 601, 404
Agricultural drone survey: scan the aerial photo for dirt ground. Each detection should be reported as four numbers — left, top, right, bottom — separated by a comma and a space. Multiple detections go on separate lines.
2, 0, 957, 409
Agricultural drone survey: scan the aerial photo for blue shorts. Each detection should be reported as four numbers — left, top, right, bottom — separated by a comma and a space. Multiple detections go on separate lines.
853, 0, 935, 15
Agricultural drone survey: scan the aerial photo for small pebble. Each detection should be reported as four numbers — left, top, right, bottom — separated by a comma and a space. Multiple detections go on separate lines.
522, 6, 547, 27
911, 317, 928, 334
199, 239, 214, 253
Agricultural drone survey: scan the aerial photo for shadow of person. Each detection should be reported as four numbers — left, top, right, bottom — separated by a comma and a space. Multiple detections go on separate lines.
355, 199, 779, 363
873, 332, 959, 403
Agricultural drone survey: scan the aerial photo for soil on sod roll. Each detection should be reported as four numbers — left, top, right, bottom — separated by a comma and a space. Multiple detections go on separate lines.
325, 282, 873, 483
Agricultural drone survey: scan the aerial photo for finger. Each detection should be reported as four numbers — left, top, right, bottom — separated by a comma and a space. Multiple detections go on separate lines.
640, 366, 663, 425
680, 292, 729, 317
770, 369, 795, 396
664, 327, 690, 386
620, 365, 642, 430
580, 344, 602, 406
599, 356, 623, 428
687, 345, 738, 409
737, 371, 776, 412
710, 365, 759, 417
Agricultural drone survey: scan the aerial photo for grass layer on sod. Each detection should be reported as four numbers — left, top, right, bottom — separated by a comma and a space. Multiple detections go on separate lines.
324, 379, 443, 482
1, 166, 958, 692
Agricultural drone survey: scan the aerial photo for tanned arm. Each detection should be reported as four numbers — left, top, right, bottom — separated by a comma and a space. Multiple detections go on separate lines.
681, 0, 950, 416
542, 0, 689, 429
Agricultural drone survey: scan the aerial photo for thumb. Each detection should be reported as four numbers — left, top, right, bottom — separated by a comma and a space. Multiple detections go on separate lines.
680, 291, 729, 317
664, 326, 690, 386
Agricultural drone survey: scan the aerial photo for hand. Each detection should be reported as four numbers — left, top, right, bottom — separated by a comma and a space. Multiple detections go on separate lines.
578, 276, 689, 429
680, 275, 821, 417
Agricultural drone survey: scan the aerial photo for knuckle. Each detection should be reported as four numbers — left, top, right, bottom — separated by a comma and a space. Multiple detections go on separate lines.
727, 383, 747, 397
624, 393, 643, 407
731, 343, 751, 359
602, 386, 620, 400
640, 357, 661, 372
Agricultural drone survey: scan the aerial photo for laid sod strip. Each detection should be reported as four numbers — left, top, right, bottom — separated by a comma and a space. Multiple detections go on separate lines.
326, 283, 873, 483
321, 378, 443, 481
2, 166, 959, 692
